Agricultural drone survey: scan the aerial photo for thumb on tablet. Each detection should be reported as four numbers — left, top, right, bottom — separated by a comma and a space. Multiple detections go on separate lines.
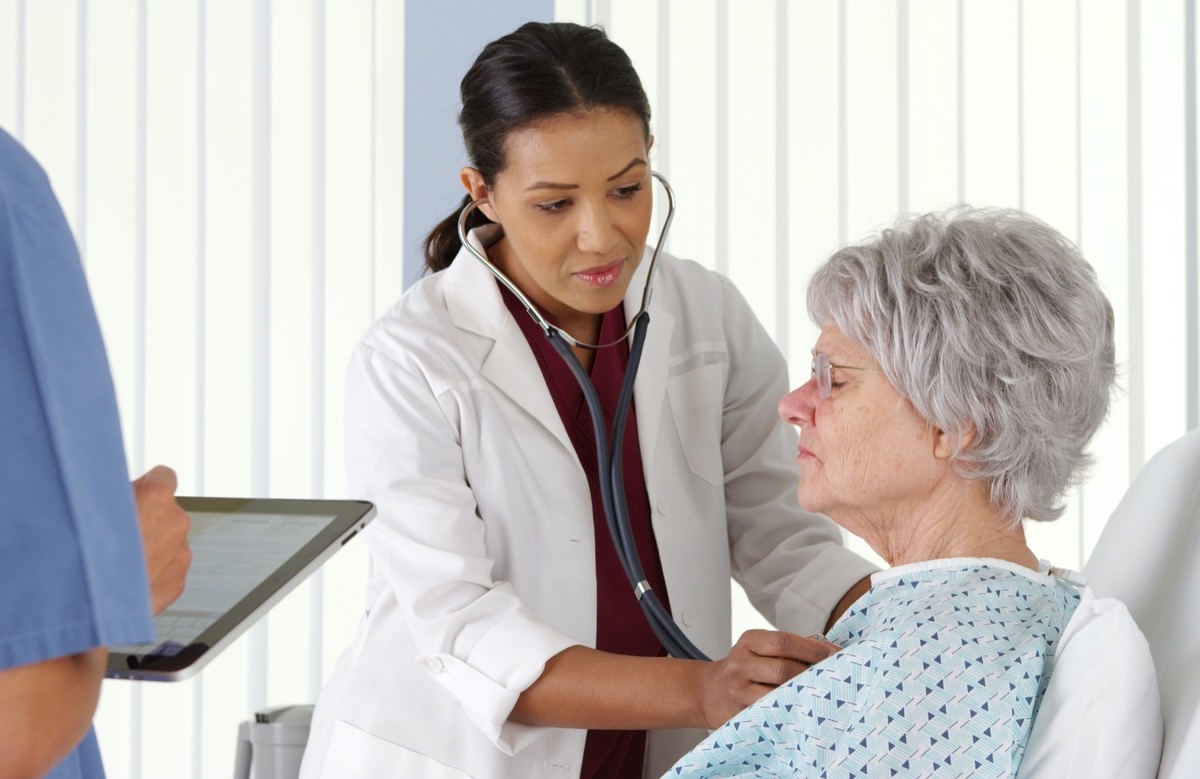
133, 466, 192, 615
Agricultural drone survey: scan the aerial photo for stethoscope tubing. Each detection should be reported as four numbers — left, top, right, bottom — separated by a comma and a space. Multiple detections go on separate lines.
546, 317, 710, 661
456, 171, 710, 661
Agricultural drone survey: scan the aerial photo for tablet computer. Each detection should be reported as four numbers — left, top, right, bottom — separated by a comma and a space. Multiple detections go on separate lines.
106, 496, 375, 682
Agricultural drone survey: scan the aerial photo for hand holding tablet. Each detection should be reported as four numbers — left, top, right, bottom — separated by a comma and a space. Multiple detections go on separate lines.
132, 466, 192, 616
107, 497, 375, 682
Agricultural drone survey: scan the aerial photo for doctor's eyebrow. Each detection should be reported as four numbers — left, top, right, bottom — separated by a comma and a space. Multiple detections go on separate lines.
523, 157, 647, 192
606, 158, 647, 181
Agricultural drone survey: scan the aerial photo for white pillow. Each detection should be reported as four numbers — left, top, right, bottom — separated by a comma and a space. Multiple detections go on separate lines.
1017, 586, 1162, 778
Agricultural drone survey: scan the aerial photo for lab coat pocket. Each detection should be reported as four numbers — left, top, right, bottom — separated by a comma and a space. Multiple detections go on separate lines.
667, 363, 725, 487
321, 719, 475, 779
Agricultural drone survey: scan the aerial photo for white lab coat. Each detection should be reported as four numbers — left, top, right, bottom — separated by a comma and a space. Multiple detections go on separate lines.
300, 227, 877, 779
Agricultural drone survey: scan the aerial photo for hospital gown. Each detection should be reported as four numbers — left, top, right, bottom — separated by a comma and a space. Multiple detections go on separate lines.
666, 558, 1080, 779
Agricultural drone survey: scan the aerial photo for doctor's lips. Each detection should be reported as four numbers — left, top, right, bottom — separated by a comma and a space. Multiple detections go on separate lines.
574, 259, 624, 287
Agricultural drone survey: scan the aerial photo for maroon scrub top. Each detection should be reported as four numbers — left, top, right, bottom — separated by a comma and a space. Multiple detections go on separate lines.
500, 284, 672, 779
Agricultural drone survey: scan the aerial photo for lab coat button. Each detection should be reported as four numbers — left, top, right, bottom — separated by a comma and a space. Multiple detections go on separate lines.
681, 609, 695, 627
426, 656, 445, 673
656, 499, 668, 515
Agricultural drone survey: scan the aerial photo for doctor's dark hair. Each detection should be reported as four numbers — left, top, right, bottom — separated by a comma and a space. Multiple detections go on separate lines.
808, 206, 1117, 526
422, 21, 652, 273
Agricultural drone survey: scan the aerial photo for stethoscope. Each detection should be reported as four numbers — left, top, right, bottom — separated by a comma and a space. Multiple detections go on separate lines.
457, 171, 710, 661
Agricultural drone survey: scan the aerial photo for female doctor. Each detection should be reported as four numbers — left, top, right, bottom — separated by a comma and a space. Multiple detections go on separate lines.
300, 21, 876, 779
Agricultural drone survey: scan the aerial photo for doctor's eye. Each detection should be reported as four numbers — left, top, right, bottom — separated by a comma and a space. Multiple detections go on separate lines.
535, 198, 572, 214
612, 183, 643, 200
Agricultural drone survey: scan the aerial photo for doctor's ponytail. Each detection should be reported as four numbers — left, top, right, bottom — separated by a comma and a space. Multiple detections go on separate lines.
421, 21, 652, 274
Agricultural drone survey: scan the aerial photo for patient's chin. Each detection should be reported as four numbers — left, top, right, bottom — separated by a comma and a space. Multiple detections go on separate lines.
796, 480, 832, 519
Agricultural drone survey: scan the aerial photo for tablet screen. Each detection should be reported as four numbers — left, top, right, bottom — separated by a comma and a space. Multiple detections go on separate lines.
107, 497, 375, 682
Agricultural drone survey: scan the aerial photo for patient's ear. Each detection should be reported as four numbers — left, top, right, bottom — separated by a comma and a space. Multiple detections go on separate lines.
934, 424, 976, 461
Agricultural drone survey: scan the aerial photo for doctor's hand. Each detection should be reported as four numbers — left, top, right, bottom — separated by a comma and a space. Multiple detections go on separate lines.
695, 629, 840, 729
133, 465, 192, 615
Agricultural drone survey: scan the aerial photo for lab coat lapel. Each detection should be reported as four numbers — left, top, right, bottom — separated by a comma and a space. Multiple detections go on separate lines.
443, 232, 576, 458
626, 249, 673, 465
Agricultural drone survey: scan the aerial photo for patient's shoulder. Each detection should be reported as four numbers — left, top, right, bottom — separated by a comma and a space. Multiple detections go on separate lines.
834, 561, 1077, 653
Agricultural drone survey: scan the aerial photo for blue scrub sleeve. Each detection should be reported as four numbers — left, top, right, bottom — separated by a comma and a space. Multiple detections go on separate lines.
0, 126, 155, 673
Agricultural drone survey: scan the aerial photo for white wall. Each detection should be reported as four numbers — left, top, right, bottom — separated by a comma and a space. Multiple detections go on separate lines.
1, 0, 1196, 776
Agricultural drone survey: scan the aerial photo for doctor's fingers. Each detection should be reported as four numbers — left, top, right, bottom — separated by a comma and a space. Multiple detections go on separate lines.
695, 651, 806, 728
735, 628, 841, 667
707, 631, 837, 703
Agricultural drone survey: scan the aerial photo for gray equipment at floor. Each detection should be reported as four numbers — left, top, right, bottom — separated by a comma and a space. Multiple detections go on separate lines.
233, 705, 314, 779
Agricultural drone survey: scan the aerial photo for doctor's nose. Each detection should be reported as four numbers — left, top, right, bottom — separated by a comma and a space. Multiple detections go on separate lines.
778, 381, 818, 428
576, 202, 620, 255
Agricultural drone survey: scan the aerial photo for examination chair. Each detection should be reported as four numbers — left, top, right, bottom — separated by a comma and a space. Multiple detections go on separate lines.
1020, 427, 1200, 778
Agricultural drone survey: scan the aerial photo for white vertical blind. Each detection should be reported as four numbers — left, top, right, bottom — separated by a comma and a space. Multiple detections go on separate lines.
1143, 0, 1189, 459
1078, 0, 1134, 556
1, 1, 1197, 774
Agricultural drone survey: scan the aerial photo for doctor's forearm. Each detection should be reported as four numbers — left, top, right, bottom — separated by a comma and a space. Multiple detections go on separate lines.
509, 645, 710, 731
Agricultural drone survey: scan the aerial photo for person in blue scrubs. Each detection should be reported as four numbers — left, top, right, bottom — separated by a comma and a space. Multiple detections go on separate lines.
0, 127, 191, 779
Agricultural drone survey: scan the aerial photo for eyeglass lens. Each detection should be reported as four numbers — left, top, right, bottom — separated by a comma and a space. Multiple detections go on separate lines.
810, 353, 831, 398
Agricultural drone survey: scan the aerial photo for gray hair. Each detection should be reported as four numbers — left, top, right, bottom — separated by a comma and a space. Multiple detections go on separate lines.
807, 206, 1116, 524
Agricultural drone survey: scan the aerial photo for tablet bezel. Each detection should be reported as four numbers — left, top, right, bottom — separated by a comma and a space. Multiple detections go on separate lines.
106, 496, 375, 682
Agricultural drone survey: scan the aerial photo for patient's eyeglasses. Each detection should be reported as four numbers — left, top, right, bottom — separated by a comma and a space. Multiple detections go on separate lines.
810, 352, 877, 399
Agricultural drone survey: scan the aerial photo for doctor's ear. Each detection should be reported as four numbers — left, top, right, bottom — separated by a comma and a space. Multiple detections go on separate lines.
460, 167, 500, 223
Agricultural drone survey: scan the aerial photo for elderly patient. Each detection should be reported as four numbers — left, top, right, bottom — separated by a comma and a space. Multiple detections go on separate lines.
666, 206, 1116, 778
